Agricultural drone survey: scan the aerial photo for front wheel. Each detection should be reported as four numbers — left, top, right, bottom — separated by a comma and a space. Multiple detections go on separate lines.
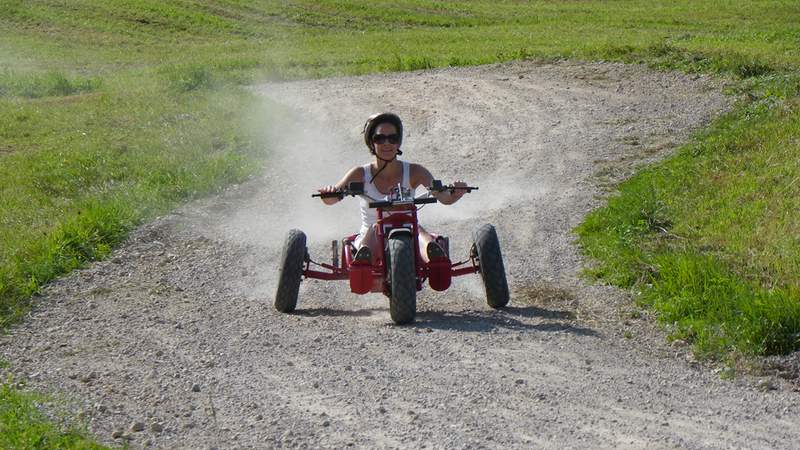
387, 234, 416, 324
275, 229, 307, 313
472, 224, 509, 308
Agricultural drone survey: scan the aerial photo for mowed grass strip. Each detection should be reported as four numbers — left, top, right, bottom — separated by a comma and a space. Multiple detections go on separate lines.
1, 0, 799, 445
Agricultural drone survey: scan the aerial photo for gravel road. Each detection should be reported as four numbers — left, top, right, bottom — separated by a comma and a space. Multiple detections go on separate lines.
3, 61, 799, 448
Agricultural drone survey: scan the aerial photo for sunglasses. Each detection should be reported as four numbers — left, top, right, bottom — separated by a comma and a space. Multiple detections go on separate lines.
372, 134, 400, 145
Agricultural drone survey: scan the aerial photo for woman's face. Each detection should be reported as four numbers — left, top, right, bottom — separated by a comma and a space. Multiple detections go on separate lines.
372, 123, 400, 160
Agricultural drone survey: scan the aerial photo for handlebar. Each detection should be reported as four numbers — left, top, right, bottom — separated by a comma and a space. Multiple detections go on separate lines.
428, 179, 479, 194
312, 192, 348, 199
312, 181, 366, 199
313, 180, 476, 205
368, 197, 437, 208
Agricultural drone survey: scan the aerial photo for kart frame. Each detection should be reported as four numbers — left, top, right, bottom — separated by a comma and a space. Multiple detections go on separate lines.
302, 198, 481, 296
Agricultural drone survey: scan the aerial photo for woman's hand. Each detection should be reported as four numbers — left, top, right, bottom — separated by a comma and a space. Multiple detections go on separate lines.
433, 180, 468, 205
318, 185, 341, 205
318, 185, 339, 194
450, 180, 468, 202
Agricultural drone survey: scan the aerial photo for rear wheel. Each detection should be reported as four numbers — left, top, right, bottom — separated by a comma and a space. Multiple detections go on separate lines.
387, 234, 416, 324
472, 224, 509, 308
275, 229, 307, 313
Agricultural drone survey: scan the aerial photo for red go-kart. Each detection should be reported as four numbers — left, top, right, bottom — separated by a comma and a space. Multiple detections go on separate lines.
274, 180, 509, 324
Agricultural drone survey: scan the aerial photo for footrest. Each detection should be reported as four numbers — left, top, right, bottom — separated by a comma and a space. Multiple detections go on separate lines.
349, 264, 372, 294
428, 257, 452, 291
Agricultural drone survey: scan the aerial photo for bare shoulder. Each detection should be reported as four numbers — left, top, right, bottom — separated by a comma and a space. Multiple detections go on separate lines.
335, 165, 366, 188
346, 165, 366, 180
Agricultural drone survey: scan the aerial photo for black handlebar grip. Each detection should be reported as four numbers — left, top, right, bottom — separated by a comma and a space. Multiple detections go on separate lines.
414, 197, 438, 205
427, 180, 479, 193
347, 181, 365, 195
312, 192, 344, 199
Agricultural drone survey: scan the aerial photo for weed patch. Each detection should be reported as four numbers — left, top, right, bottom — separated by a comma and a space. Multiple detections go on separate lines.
383, 55, 435, 72
597, 41, 777, 78
162, 64, 214, 92
0, 71, 100, 99
513, 282, 577, 321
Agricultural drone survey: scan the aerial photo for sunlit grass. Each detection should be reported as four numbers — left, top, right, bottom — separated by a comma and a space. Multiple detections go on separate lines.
0, 382, 106, 449
0, 84, 264, 326
577, 74, 800, 357
0, 70, 100, 98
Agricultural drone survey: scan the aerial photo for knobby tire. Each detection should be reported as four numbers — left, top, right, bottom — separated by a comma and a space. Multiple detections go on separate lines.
473, 224, 510, 308
388, 234, 416, 324
275, 229, 307, 313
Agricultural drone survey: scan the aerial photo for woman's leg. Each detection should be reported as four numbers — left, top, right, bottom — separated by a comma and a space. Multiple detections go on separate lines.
418, 225, 444, 263
361, 224, 444, 264
355, 224, 379, 264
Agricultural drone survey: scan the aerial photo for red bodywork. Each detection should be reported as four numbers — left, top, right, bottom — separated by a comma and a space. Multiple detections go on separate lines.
302, 203, 479, 296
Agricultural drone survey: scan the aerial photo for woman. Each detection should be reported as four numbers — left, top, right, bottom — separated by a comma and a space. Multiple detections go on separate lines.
317, 112, 467, 263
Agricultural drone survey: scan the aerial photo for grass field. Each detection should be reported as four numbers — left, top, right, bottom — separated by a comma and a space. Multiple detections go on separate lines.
1, 0, 799, 446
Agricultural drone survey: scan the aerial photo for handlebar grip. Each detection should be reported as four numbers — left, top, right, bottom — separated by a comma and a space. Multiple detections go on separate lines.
312, 192, 344, 199
428, 180, 478, 192
414, 197, 438, 205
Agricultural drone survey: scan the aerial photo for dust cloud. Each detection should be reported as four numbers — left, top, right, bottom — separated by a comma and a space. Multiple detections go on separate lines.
224, 92, 538, 302
220, 101, 363, 249
222, 92, 526, 253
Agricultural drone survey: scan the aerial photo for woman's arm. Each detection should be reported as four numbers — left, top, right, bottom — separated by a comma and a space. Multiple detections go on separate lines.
410, 164, 467, 205
318, 166, 364, 205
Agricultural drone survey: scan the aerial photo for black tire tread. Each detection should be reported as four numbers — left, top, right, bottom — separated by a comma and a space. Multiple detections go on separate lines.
275, 229, 307, 313
473, 224, 509, 308
388, 234, 416, 324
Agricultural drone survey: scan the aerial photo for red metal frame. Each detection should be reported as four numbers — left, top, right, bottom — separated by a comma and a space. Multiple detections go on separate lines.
302, 202, 479, 297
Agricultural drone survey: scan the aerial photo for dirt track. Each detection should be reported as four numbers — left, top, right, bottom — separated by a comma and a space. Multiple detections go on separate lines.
3, 61, 800, 448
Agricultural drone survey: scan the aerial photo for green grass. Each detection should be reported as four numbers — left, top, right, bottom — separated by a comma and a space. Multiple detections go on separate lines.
0, 382, 105, 449
0, 70, 100, 98
2, 0, 800, 444
0, 83, 265, 327
577, 76, 800, 358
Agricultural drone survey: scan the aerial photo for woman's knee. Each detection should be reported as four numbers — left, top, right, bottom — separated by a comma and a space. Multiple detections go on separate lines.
363, 224, 379, 247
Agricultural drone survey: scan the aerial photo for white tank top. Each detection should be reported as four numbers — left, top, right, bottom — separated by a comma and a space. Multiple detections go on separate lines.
359, 160, 412, 233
